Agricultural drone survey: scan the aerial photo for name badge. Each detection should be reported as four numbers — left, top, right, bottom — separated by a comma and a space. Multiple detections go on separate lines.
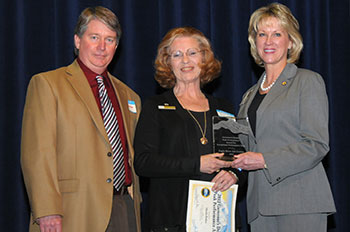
128, 100, 137, 113
158, 104, 176, 110
216, 109, 235, 118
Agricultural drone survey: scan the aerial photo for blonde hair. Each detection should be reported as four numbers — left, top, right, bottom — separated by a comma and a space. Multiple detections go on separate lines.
248, 3, 303, 66
154, 27, 221, 89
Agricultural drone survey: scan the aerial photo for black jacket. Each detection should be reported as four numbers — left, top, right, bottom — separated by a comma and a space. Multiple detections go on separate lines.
134, 90, 246, 231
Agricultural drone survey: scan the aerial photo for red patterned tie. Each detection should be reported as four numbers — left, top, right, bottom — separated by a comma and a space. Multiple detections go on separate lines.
96, 75, 125, 191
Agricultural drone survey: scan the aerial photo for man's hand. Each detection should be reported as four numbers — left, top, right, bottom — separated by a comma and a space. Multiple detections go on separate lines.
37, 215, 62, 232
231, 152, 266, 171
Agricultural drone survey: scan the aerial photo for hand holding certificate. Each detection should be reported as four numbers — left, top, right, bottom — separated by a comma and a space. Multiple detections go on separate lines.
186, 180, 238, 232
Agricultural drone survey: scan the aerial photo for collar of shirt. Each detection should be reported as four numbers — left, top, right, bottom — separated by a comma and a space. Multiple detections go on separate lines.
77, 58, 110, 88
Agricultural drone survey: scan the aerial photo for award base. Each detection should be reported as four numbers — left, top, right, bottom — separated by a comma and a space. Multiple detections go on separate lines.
217, 154, 236, 161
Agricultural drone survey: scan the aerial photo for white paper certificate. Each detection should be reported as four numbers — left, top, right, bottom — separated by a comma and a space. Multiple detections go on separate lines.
186, 180, 238, 232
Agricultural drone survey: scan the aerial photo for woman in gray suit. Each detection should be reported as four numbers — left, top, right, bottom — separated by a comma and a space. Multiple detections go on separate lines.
231, 3, 336, 231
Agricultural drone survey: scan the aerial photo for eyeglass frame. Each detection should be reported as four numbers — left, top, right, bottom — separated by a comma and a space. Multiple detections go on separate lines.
168, 48, 204, 60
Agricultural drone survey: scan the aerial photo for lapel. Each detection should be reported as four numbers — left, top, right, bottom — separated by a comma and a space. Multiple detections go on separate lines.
163, 90, 220, 119
162, 90, 185, 119
207, 95, 219, 117
163, 90, 221, 155
238, 83, 259, 139
65, 60, 109, 143
238, 63, 297, 140
109, 75, 132, 146
256, 63, 297, 127
239, 85, 259, 119
163, 90, 204, 156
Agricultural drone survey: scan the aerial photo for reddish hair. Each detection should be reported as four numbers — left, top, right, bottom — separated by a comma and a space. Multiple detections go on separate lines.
154, 27, 221, 89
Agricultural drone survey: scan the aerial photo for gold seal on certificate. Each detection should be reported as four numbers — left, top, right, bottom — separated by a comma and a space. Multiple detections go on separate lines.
212, 116, 249, 161
186, 180, 238, 232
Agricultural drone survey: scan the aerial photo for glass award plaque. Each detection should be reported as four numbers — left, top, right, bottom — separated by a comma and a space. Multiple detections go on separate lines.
212, 116, 249, 161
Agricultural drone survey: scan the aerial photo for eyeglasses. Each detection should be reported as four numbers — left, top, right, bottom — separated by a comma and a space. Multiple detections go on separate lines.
170, 48, 202, 60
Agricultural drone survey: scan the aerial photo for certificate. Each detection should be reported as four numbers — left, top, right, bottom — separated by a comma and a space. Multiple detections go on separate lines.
186, 180, 238, 232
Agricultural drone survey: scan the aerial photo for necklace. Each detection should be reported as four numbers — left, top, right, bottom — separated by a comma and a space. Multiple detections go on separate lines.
260, 74, 276, 91
186, 110, 208, 145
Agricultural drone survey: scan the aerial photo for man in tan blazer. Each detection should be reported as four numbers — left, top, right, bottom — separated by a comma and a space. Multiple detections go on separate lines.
21, 6, 141, 232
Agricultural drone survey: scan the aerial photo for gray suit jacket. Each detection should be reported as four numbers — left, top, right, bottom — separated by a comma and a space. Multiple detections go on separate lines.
237, 63, 336, 223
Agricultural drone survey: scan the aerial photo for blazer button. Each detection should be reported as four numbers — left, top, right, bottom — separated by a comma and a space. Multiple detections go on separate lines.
106, 178, 112, 183
107, 152, 112, 157
276, 177, 281, 181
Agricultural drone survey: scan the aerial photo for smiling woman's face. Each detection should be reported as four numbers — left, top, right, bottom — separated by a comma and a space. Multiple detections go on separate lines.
169, 36, 203, 86
256, 16, 292, 69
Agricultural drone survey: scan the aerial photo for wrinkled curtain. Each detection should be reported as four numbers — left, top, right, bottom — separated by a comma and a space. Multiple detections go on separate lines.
0, 0, 348, 231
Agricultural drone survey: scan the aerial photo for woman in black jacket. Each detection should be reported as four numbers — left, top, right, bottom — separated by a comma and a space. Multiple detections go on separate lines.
134, 26, 246, 232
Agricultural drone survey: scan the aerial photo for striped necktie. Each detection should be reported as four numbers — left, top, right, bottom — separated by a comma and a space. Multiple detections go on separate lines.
96, 75, 125, 191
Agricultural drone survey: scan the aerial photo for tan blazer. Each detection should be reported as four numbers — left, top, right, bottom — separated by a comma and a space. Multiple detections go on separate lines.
21, 60, 142, 232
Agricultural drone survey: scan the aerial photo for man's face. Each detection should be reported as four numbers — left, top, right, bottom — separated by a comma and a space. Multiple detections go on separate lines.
74, 19, 117, 74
